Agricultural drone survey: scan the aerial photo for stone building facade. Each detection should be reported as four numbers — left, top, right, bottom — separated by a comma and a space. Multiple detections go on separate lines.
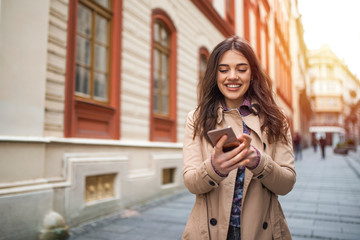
0, 0, 300, 239
289, 0, 312, 147
308, 45, 360, 146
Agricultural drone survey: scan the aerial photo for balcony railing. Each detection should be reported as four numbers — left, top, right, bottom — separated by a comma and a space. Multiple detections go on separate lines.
310, 122, 343, 127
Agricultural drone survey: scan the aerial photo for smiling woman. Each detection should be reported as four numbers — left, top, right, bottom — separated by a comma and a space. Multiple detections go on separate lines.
182, 36, 296, 240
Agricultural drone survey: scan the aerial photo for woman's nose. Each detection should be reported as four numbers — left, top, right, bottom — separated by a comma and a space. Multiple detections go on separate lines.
228, 70, 237, 80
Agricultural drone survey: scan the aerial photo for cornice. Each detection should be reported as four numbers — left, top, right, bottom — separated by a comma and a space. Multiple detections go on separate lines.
190, 0, 234, 37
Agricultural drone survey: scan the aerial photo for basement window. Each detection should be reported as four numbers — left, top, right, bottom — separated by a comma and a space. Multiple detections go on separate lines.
162, 168, 176, 185
85, 173, 116, 202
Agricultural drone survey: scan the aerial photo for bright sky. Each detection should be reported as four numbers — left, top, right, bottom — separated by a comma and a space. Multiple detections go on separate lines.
298, 0, 360, 77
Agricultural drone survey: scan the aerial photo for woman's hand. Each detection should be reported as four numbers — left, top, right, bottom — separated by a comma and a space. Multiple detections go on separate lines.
238, 134, 259, 169
211, 134, 254, 175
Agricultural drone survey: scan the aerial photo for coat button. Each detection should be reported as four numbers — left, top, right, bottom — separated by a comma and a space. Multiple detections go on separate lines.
257, 174, 264, 179
263, 222, 268, 229
210, 218, 217, 226
209, 181, 215, 186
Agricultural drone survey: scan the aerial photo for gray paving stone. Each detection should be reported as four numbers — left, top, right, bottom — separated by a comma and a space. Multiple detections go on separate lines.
312, 229, 360, 240
75, 231, 112, 240
286, 218, 315, 229
292, 236, 314, 240
68, 148, 360, 240
288, 226, 313, 237
340, 215, 360, 224
314, 219, 342, 232
341, 222, 360, 234
102, 224, 136, 233
68, 236, 101, 240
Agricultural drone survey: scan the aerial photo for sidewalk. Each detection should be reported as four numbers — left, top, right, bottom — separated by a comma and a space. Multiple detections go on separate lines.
280, 146, 360, 240
68, 191, 195, 240
68, 147, 360, 240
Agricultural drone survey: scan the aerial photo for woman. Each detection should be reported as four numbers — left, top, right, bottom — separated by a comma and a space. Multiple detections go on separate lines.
182, 36, 296, 240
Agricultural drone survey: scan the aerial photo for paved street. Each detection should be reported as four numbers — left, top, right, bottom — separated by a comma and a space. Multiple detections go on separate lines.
68, 190, 194, 240
280, 146, 360, 240
68, 147, 360, 240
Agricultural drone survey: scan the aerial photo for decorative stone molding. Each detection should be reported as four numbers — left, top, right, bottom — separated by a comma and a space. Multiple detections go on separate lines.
63, 152, 128, 225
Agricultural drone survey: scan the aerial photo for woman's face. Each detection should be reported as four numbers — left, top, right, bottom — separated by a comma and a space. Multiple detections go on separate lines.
217, 50, 251, 109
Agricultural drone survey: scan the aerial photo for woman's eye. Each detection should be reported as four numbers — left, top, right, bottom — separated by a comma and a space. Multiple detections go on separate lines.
238, 69, 247, 73
219, 69, 228, 73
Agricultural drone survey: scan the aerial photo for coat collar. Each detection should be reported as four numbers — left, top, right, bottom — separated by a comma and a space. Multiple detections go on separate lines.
216, 99, 264, 144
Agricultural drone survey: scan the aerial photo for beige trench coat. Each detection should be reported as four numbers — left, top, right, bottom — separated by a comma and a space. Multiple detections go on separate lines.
182, 106, 296, 240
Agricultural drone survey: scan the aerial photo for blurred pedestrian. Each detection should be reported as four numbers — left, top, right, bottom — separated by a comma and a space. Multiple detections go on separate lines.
312, 137, 318, 152
293, 132, 302, 160
182, 36, 296, 240
319, 136, 326, 159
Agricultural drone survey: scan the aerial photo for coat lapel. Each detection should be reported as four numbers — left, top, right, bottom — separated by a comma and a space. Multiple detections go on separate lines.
242, 114, 263, 144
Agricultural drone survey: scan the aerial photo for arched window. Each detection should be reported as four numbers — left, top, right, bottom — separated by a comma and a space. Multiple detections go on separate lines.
198, 47, 209, 103
65, 0, 122, 139
225, 0, 235, 30
199, 47, 209, 82
153, 20, 170, 116
150, 9, 177, 142
75, 2, 111, 102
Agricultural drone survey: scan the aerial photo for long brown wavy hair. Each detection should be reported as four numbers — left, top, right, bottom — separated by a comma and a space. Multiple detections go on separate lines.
193, 36, 289, 144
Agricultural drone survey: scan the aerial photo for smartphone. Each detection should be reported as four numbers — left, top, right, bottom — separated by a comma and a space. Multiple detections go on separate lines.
207, 126, 240, 152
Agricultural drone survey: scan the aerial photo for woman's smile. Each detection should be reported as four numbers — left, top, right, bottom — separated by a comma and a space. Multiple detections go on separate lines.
226, 83, 242, 89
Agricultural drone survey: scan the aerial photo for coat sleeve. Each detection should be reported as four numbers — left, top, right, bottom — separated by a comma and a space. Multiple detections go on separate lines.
250, 128, 296, 195
182, 111, 227, 194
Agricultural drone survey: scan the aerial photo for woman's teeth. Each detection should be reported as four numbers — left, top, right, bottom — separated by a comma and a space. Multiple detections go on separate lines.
227, 84, 241, 88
